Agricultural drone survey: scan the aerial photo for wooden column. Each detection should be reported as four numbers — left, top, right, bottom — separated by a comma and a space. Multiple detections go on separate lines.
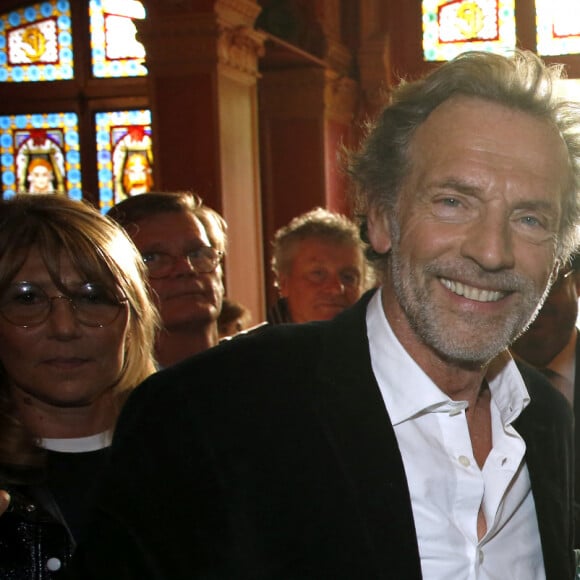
138, 0, 266, 322
258, 0, 358, 306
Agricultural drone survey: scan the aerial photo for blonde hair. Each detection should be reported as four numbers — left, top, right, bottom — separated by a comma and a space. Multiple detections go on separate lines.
0, 195, 159, 473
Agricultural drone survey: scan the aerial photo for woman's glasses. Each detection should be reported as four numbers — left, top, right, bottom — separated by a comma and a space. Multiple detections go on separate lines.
0, 282, 127, 327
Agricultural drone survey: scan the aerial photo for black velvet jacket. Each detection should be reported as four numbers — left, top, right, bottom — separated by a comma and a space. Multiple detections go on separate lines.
66, 290, 575, 579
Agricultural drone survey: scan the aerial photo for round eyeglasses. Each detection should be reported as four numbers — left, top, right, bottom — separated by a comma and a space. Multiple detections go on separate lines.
141, 246, 223, 279
0, 282, 127, 328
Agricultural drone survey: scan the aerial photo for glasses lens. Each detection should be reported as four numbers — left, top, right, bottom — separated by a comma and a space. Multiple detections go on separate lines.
0, 283, 48, 326
190, 247, 221, 273
0, 282, 124, 327
142, 252, 173, 279
72, 283, 124, 327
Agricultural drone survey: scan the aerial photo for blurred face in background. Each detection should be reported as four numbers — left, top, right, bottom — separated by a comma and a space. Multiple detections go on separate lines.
278, 237, 364, 323
131, 211, 224, 331
511, 266, 580, 367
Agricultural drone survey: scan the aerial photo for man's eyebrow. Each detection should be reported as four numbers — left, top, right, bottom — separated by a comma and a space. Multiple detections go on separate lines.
429, 178, 482, 196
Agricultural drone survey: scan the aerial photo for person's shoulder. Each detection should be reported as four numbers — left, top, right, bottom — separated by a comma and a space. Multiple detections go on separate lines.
130, 321, 325, 398
516, 360, 573, 423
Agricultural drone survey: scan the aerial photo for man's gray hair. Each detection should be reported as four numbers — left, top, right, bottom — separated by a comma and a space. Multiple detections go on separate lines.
271, 207, 363, 282
348, 49, 580, 265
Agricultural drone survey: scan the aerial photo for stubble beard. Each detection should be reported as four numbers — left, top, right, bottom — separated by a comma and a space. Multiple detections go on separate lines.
388, 229, 548, 365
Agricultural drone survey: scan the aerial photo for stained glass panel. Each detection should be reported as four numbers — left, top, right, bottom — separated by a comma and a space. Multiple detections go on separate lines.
536, 0, 580, 56
0, 0, 73, 82
422, 0, 516, 62
0, 112, 82, 199
89, 0, 147, 78
95, 109, 153, 212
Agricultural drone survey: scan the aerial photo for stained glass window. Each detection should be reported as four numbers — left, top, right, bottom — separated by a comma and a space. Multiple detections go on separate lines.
536, 0, 580, 56
0, 0, 73, 82
89, 0, 147, 78
422, 0, 516, 62
0, 112, 82, 199
95, 109, 153, 212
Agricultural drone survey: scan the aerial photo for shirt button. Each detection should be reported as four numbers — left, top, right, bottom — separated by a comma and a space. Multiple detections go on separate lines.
458, 455, 471, 467
478, 550, 484, 564
46, 557, 62, 571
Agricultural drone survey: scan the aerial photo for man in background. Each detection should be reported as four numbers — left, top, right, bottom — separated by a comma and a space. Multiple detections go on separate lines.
108, 191, 226, 367
268, 207, 367, 323
511, 252, 580, 545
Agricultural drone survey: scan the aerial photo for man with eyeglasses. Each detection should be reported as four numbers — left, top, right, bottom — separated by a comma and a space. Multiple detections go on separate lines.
108, 192, 227, 368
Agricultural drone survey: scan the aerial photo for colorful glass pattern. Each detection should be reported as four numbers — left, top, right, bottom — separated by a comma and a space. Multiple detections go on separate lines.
0, 1, 73, 82
95, 109, 153, 211
422, 0, 516, 61
536, 0, 580, 56
0, 112, 82, 199
89, 0, 147, 78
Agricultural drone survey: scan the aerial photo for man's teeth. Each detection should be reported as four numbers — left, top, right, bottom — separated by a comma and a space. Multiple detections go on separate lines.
440, 278, 504, 302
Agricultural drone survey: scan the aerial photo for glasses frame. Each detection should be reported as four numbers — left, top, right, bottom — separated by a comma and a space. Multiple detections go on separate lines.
142, 246, 224, 279
0, 281, 128, 328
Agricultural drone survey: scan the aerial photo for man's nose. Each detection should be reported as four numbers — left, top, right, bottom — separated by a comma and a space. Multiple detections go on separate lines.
460, 211, 515, 272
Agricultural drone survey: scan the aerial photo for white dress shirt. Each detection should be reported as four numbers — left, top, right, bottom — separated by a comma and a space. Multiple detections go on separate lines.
366, 290, 545, 580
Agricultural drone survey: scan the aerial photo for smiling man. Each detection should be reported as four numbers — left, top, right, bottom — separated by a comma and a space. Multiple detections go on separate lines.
67, 50, 580, 580
108, 192, 226, 368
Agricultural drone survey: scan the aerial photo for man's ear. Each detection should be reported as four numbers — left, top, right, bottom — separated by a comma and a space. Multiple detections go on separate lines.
367, 207, 392, 254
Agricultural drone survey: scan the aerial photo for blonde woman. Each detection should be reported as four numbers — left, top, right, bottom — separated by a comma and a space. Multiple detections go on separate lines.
0, 195, 159, 578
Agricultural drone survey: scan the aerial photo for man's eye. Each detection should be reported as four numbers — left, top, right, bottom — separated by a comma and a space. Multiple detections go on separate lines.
441, 197, 461, 207
307, 270, 326, 282
520, 215, 541, 227
142, 252, 161, 264
340, 272, 360, 287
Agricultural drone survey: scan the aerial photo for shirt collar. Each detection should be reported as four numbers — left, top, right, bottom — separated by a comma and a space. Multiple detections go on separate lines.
366, 289, 530, 426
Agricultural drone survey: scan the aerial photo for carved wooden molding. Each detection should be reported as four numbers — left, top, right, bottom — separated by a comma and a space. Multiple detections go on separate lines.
138, 13, 265, 78
217, 25, 266, 76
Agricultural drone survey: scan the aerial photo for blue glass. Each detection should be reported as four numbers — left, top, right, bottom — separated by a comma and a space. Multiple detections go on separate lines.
98, 168, 113, 181
40, 2, 53, 18
2, 172, 15, 186
1, 154, 14, 166
68, 168, 81, 183
65, 131, 79, 146
8, 13, 21, 27
66, 150, 80, 164
24, 7, 38, 22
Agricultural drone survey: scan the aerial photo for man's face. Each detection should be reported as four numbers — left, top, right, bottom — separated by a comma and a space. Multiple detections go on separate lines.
511, 267, 580, 367
279, 237, 364, 323
130, 211, 224, 331
369, 96, 569, 365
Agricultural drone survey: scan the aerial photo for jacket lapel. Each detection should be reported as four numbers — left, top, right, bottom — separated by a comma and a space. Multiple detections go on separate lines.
514, 363, 575, 579
309, 291, 422, 579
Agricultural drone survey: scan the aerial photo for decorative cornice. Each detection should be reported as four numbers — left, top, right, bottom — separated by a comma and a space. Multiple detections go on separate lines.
214, 0, 262, 28
217, 24, 265, 76
138, 13, 265, 78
